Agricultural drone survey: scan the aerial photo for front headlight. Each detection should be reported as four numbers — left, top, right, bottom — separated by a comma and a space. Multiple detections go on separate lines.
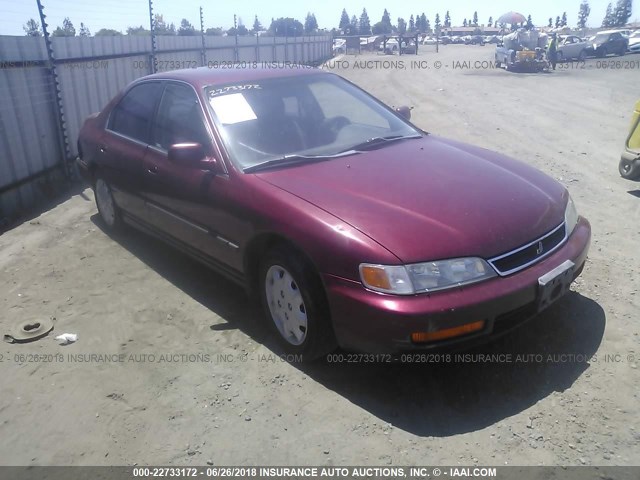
564, 195, 579, 236
360, 257, 496, 295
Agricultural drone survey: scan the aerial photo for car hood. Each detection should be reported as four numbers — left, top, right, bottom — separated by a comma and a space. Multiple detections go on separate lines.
256, 135, 567, 263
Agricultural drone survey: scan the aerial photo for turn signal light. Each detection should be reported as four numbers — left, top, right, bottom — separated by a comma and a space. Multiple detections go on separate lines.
411, 320, 486, 343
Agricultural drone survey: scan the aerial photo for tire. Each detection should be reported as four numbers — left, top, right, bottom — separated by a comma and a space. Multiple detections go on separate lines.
557, 51, 564, 62
598, 47, 607, 58
578, 50, 586, 61
618, 47, 625, 56
259, 246, 337, 361
619, 157, 640, 180
94, 177, 123, 231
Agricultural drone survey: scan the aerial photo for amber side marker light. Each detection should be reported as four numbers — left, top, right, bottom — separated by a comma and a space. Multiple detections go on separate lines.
411, 320, 486, 344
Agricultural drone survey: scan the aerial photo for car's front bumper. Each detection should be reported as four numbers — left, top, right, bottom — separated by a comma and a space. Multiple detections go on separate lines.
323, 217, 591, 353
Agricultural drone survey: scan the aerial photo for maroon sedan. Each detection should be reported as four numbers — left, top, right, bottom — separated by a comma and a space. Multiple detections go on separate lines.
77, 67, 590, 360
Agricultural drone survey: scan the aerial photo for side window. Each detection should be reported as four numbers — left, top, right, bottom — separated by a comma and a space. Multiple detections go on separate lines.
152, 83, 210, 151
109, 82, 162, 143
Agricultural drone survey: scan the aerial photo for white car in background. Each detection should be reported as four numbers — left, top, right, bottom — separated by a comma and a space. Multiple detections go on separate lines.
628, 31, 640, 53
557, 35, 589, 61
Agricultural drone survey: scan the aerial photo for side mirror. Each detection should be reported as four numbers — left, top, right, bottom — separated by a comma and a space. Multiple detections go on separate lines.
395, 105, 413, 121
168, 143, 216, 170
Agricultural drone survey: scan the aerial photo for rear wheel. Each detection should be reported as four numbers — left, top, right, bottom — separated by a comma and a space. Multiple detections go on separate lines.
619, 158, 640, 180
94, 177, 122, 230
259, 246, 337, 361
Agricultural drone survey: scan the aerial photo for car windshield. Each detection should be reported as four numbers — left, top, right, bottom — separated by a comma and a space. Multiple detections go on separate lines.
204, 73, 420, 170
593, 34, 610, 42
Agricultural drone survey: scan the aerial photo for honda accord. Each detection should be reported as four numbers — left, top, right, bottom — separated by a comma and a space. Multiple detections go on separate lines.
76, 67, 591, 360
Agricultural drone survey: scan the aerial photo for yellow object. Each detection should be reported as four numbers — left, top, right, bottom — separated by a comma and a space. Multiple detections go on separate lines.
627, 99, 640, 152
411, 320, 486, 343
516, 50, 536, 61
360, 265, 391, 290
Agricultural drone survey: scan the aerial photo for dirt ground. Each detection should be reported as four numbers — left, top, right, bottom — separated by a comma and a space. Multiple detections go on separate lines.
1, 45, 639, 467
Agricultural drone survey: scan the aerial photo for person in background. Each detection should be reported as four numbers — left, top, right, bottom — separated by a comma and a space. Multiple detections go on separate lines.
548, 33, 558, 71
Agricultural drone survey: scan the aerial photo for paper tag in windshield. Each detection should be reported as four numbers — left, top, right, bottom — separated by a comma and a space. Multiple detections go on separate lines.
209, 93, 257, 124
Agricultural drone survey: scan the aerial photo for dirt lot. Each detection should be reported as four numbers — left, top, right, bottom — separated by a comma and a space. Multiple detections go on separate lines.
1, 45, 639, 467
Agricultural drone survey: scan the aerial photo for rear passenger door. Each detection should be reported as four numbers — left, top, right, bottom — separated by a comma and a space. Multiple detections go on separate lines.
102, 81, 163, 220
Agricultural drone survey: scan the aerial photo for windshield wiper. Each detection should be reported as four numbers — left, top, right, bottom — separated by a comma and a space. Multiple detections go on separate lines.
344, 134, 422, 152
244, 151, 359, 173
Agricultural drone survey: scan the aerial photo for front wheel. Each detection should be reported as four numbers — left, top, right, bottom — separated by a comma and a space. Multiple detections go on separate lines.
578, 50, 586, 61
94, 177, 122, 230
259, 247, 337, 361
619, 157, 640, 180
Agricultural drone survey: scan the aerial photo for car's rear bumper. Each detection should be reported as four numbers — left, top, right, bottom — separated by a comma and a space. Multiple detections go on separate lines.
323, 217, 591, 354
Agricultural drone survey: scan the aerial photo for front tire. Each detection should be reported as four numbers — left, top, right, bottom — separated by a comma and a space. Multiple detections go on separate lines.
94, 177, 122, 231
259, 246, 337, 361
619, 157, 640, 180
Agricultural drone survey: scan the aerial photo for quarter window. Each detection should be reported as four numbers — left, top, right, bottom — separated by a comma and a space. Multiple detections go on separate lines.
109, 82, 163, 143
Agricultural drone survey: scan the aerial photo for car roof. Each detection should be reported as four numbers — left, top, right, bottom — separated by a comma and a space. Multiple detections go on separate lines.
141, 66, 330, 89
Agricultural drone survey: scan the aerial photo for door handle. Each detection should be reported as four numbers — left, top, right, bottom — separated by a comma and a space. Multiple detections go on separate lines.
147, 165, 159, 174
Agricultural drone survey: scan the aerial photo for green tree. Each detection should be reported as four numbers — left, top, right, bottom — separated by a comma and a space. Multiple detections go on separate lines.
602, 3, 614, 26
420, 13, 428, 33
526, 15, 533, 29
154, 14, 176, 35
359, 8, 371, 35
52, 17, 76, 37
178, 19, 196, 36
561, 12, 567, 26
425, 17, 431, 33
95, 28, 122, 36
463, 19, 467, 27
548, 17, 553, 27
205, 27, 223, 36
613, 0, 632, 26
381, 9, 392, 33
397, 17, 406, 34
23, 18, 42, 36
434, 13, 441, 33
339, 8, 350, 32
488, 16, 493, 27
444, 11, 451, 28
127, 25, 150, 35
79, 22, 91, 36
349, 15, 358, 34
577, 1, 591, 28
304, 13, 318, 34
555, 15, 561, 27
252, 15, 263, 33
269, 17, 304, 36
472, 11, 478, 26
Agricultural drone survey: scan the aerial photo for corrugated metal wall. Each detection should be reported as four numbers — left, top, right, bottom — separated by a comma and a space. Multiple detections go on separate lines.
0, 33, 331, 227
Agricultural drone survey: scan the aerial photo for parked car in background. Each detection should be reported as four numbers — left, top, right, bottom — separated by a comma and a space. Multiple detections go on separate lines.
628, 31, 640, 52
586, 31, 628, 57
619, 99, 640, 180
379, 38, 399, 53
557, 35, 589, 61
465, 35, 486, 45
76, 67, 590, 360
332, 39, 346, 56
438, 36, 451, 45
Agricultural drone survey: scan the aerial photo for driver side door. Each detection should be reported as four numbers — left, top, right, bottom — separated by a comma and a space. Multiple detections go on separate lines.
141, 82, 233, 262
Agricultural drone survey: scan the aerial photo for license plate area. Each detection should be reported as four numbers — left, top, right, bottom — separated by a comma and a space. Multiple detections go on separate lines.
537, 260, 575, 312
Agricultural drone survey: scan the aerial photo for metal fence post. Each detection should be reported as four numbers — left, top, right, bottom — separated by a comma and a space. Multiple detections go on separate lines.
148, 0, 157, 73
36, 0, 71, 177
200, 6, 207, 66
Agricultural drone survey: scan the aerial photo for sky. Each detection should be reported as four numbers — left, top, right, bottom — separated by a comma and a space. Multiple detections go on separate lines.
0, 0, 634, 36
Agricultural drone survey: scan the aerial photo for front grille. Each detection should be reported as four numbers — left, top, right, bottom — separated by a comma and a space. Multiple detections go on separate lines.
489, 223, 567, 276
